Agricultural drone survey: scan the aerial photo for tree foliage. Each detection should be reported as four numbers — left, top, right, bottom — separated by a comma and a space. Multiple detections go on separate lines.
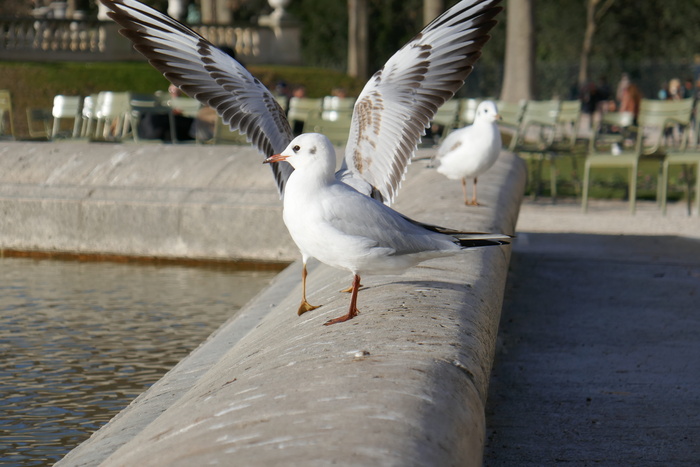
534, 0, 700, 97
286, 0, 504, 96
284, 0, 700, 98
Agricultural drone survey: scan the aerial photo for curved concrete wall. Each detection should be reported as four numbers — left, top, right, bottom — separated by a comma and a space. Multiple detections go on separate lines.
0, 142, 295, 263
4, 142, 525, 466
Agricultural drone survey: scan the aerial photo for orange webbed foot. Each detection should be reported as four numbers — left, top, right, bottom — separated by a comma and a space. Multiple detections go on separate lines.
323, 308, 359, 326
298, 300, 321, 316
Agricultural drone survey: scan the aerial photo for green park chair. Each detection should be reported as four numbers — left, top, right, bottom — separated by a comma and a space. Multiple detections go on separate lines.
430, 98, 461, 141
26, 108, 52, 140
303, 110, 352, 147
212, 116, 249, 145
321, 96, 355, 122
496, 99, 527, 151
457, 97, 487, 127
288, 97, 323, 135
510, 100, 583, 200
660, 100, 700, 216
582, 97, 695, 214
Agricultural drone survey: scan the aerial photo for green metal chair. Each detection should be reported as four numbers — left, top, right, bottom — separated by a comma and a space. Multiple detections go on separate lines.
26, 108, 52, 140
288, 97, 323, 135
321, 96, 355, 122
457, 97, 487, 127
511, 100, 583, 200
303, 110, 352, 147
430, 98, 461, 141
660, 100, 700, 216
128, 93, 170, 143
552, 100, 583, 152
512, 99, 561, 150
495, 99, 527, 151
582, 98, 695, 213
661, 151, 700, 216
212, 116, 249, 145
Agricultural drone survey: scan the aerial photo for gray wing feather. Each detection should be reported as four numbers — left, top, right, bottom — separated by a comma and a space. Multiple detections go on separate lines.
342, 0, 502, 204
100, 0, 294, 196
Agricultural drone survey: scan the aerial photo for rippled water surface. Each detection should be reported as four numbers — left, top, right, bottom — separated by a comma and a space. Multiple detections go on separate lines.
0, 257, 278, 466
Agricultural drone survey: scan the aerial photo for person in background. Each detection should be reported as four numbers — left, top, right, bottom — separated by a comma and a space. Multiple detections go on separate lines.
615, 73, 630, 108
683, 77, 695, 98
331, 87, 348, 98
619, 79, 642, 126
273, 81, 291, 114
667, 78, 684, 100
137, 82, 218, 143
290, 85, 307, 135
138, 84, 195, 142
292, 85, 307, 99
658, 80, 669, 100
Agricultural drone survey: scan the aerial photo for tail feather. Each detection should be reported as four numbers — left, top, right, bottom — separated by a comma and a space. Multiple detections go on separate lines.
451, 232, 512, 248
399, 213, 513, 248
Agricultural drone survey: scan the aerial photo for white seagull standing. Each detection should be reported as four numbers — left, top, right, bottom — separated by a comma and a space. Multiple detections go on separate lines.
264, 134, 509, 324
436, 100, 502, 205
100, 0, 507, 325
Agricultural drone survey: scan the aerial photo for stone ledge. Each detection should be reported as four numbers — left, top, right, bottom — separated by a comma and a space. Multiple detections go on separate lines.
54, 148, 526, 467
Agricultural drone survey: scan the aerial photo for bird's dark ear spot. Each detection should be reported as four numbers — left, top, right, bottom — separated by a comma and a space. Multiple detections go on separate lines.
310, 146, 317, 155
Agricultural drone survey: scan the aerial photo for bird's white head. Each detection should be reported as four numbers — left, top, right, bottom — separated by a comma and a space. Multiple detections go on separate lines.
474, 100, 501, 123
264, 133, 337, 177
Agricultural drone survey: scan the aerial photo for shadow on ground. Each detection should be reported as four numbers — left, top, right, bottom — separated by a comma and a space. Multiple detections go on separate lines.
484, 232, 700, 466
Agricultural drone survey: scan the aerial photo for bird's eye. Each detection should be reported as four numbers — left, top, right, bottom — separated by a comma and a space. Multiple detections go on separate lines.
292, 145, 300, 152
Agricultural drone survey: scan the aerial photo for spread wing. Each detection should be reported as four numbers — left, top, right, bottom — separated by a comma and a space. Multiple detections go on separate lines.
100, 0, 294, 196
342, 0, 502, 204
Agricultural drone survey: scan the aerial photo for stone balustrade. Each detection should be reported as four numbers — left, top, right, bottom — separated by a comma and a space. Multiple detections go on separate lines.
0, 16, 300, 65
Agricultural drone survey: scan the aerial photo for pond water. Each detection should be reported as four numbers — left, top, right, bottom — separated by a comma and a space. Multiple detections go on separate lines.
0, 257, 279, 466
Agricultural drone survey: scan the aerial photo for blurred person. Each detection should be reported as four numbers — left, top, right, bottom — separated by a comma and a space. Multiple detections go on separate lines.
667, 78, 683, 100
290, 85, 308, 135
138, 84, 194, 142
615, 73, 630, 108
683, 77, 695, 98
619, 80, 642, 126
331, 87, 348, 98
292, 85, 307, 98
138, 83, 215, 142
580, 79, 598, 115
663, 78, 690, 144
273, 81, 291, 114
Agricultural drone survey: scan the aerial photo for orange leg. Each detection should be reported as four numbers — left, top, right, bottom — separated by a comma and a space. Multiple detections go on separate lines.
324, 274, 361, 325
470, 176, 479, 205
461, 177, 469, 205
298, 262, 320, 316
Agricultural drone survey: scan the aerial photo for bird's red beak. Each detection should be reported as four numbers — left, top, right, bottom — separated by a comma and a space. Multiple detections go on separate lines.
263, 153, 288, 164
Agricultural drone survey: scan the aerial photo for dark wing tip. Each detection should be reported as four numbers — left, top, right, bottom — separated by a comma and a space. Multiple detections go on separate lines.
456, 237, 511, 248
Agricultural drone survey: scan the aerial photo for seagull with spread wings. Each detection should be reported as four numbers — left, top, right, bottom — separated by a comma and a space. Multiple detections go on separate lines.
100, 0, 506, 325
